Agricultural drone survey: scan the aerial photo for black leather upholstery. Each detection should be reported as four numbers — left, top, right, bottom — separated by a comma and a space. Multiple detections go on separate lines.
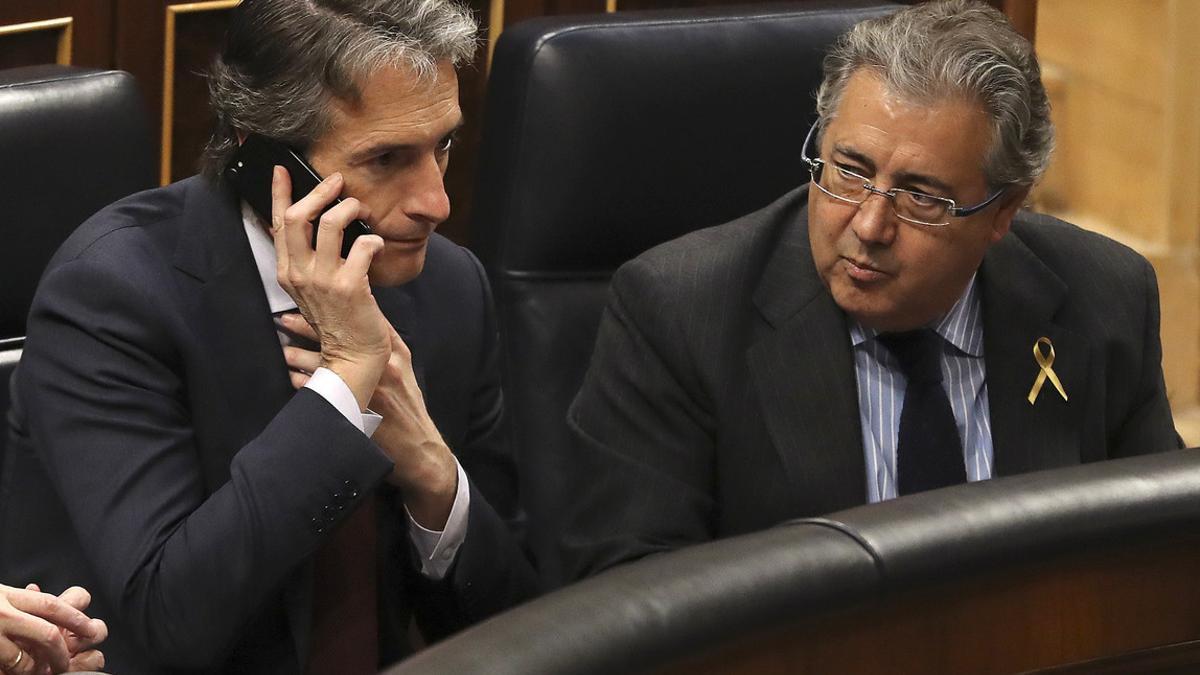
812, 444, 1200, 584
0, 339, 20, 483
385, 447, 1200, 675
471, 1, 899, 580
0, 66, 155, 339
393, 523, 879, 675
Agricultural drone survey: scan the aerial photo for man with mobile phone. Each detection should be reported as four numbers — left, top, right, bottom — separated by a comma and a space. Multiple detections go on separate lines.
0, 1, 536, 672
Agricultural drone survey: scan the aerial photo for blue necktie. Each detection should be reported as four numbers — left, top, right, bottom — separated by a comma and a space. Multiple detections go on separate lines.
878, 329, 966, 495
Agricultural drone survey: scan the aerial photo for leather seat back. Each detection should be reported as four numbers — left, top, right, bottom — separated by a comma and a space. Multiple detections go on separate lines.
0, 66, 155, 340
0, 341, 19, 483
384, 447, 1200, 675
0, 65, 154, 480
470, 1, 899, 577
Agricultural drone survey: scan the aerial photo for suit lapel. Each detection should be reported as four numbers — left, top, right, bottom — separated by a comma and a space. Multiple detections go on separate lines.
172, 178, 296, 456
171, 177, 308, 665
980, 226, 1089, 476
748, 201, 867, 513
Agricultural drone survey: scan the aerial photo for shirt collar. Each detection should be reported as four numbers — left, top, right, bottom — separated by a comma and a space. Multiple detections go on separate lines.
932, 273, 983, 357
241, 203, 298, 314
848, 273, 983, 357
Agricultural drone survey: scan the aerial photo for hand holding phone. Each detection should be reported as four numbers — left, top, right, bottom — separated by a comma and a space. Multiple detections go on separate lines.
268, 165, 392, 411
224, 134, 372, 257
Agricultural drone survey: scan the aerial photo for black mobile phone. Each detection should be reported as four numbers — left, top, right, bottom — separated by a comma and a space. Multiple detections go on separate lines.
224, 134, 372, 258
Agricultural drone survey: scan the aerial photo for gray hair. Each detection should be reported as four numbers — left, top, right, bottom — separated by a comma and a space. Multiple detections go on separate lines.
814, 0, 1053, 188
200, 0, 478, 179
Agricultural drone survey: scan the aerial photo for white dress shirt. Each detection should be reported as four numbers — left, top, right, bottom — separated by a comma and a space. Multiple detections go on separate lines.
242, 205, 469, 578
849, 274, 994, 502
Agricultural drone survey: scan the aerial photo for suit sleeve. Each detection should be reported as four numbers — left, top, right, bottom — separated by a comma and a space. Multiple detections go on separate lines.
557, 258, 717, 582
1110, 257, 1184, 456
407, 247, 537, 638
20, 255, 394, 669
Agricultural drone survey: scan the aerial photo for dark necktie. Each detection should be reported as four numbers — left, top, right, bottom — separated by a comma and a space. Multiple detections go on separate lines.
273, 311, 379, 674
306, 497, 378, 675
878, 329, 966, 495
272, 310, 319, 351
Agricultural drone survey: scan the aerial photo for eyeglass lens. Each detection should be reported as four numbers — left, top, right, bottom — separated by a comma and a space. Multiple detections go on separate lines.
812, 163, 951, 225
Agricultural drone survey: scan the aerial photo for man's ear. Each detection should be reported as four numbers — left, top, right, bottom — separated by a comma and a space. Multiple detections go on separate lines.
989, 185, 1030, 243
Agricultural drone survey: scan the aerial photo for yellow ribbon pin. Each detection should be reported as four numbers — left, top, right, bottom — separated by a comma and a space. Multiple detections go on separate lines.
1027, 337, 1068, 405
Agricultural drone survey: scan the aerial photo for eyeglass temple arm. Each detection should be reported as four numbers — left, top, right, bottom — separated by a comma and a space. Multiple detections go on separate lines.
801, 121, 821, 166
950, 185, 1007, 216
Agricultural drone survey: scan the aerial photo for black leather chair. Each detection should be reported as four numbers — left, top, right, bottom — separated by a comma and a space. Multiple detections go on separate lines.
470, 1, 898, 583
0, 338, 20, 482
384, 447, 1200, 674
0, 65, 155, 476
0, 65, 155, 341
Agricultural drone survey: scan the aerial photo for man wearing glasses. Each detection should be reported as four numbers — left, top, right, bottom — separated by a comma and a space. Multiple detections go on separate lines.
556, 0, 1181, 582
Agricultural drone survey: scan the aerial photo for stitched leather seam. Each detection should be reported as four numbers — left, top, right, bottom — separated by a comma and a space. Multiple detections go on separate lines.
785, 516, 887, 580
0, 69, 124, 91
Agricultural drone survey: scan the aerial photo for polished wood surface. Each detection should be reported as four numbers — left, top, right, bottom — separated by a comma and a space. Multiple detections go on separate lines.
657, 535, 1200, 674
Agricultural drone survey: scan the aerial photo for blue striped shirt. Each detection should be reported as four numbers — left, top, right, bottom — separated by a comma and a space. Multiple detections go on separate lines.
849, 275, 993, 502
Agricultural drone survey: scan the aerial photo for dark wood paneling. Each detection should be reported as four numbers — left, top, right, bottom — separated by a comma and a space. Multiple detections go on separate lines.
0, 30, 61, 70
165, 5, 235, 182
998, 0, 1038, 42
0, 0, 115, 69
503, 0, 607, 31
438, 0, 492, 244
118, 1, 237, 186
114, 0, 170, 176
659, 536, 1200, 675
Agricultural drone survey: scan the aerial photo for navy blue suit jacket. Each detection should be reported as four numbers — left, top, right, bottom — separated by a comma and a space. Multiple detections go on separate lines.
1, 176, 535, 673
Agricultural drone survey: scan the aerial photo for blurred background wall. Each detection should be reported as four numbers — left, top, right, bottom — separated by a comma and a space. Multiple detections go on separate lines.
1033, 0, 1199, 444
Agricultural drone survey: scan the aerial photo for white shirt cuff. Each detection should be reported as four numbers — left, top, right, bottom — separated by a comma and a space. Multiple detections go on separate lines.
304, 367, 380, 438
407, 460, 471, 579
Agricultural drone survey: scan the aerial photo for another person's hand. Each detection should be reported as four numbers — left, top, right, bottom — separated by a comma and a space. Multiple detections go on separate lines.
271, 167, 392, 411
0, 584, 106, 675
281, 317, 458, 529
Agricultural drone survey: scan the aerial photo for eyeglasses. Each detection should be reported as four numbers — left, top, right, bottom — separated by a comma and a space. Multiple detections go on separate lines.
800, 122, 1006, 227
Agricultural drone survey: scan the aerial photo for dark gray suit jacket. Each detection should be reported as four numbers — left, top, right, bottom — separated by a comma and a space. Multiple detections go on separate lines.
0, 176, 536, 673
561, 184, 1181, 580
